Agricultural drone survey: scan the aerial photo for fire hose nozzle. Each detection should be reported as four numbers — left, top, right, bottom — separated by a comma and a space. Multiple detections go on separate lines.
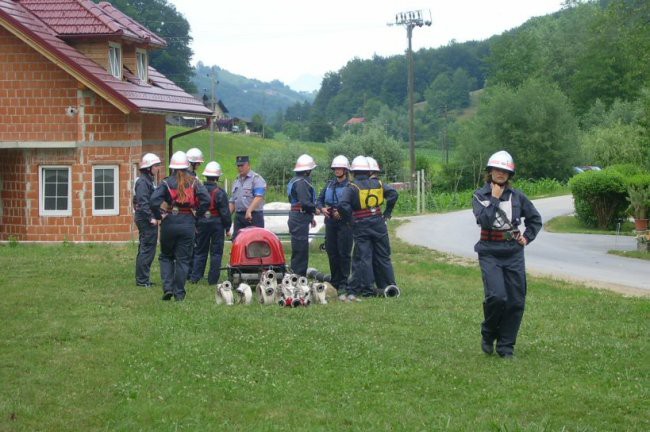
383, 285, 401, 298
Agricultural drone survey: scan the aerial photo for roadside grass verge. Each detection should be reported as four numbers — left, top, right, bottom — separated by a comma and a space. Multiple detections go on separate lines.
545, 215, 636, 236
1, 236, 648, 431
608, 249, 650, 261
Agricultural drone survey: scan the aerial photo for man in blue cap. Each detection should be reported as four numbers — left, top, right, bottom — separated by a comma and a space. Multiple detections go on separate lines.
229, 155, 267, 238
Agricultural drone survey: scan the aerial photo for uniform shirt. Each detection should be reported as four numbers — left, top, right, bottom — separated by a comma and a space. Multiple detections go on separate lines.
472, 183, 542, 243
230, 170, 266, 212
204, 182, 232, 230
150, 174, 210, 220
133, 172, 156, 222
339, 174, 398, 221
288, 175, 316, 214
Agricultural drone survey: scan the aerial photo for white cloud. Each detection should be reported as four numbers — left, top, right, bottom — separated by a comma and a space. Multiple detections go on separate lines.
167, 0, 565, 91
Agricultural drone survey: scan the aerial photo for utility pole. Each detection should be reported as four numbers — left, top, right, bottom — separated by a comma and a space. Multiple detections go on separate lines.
209, 67, 217, 160
389, 10, 431, 186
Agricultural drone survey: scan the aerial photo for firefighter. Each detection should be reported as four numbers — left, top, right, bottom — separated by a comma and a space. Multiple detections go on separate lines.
189, 161, 232, 285
339, 156, 398, 302
133, 153, 161, 288
186, 148, 204, 177
150, 151, 210, 301
185, 147, 204, 281
365, 156, 397, 293
473, 150, 542, 358
316, 155, 353, 300
229, 155, 266, 238
287, 154, 317, 276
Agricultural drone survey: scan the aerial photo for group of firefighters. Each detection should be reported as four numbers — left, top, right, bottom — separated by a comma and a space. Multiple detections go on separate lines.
133, 149, 399, 304
134, 147, 541, 358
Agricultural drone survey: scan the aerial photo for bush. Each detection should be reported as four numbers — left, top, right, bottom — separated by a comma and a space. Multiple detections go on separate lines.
257, 144, 328, 190
569, 170, 628, 229
604, 164, 645, 178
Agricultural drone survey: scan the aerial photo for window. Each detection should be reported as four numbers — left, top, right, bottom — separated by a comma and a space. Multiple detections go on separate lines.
93, 165, 119, 216
136, 49, 148, 82
40, 166, 71, 216
109, 43, 122, 79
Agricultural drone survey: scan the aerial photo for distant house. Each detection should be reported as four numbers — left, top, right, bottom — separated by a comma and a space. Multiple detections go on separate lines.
0, 0, 211, 242
344, 117, 366, 126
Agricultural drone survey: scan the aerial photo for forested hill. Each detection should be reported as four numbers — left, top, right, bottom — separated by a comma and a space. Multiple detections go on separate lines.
191, 63, 314, 119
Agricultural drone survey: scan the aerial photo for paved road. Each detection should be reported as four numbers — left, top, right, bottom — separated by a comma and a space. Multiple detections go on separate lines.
397, 195, 650, 294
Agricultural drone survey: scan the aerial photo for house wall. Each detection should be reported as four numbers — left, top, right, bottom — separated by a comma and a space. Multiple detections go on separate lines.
0, 27, 79, 141
0, 27, 167, 242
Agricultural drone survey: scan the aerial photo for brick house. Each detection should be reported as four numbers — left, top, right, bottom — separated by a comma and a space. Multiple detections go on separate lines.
0, 0, 211, 242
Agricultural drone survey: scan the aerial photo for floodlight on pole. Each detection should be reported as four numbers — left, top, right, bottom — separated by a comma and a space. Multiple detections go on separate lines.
389, 9, 431, 185
208, 67, 218, 161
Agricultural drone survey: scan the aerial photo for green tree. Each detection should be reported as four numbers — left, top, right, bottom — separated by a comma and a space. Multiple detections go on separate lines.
102, 0, 197, 93
454, 79, 580, 182
327, 126, 405, 181
308, 117, 333, 142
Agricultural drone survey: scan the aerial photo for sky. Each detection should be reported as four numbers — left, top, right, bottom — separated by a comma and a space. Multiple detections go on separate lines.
166, 0, 566, 92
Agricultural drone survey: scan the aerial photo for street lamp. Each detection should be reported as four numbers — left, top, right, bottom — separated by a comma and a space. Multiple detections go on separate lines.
389, 10, 432, 185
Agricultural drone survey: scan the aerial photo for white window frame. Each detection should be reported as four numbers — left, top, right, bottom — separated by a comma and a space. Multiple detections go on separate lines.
39, 166, 72, 217
92, 165, 119, 216
136, 48, 148, 82
109, 42, 122, 79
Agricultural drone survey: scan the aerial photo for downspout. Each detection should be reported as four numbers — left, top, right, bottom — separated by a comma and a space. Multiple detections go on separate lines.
167, 117, 211, 174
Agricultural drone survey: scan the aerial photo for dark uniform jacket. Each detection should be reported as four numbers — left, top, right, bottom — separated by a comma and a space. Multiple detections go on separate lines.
472, 182, 542, 244
339, 175, 398, 222
133, 172, 155, 222
288, 175, 316, 214
150, 174, 210, 220
204, 182, 232, 230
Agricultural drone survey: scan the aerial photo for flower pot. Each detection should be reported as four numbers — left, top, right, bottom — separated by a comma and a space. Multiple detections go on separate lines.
634, 218, 649, 231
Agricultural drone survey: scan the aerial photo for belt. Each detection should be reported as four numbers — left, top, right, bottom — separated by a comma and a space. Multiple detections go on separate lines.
170, 207, 194, 215
480, 229, 520, 241
209, 209, 221, 216
291, 204, 305, 212
353, 208, 382, 219
236, 210, 262, 214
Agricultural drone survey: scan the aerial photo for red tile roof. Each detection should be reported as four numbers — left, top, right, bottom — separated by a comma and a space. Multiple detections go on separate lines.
0, 0, 210, 116
20, 0, 166, 46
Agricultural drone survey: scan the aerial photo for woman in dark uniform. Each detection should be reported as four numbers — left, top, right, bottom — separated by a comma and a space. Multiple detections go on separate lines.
472, 150, 542, 358
150, 151, 210, 301
133, 153, 161, 288
190, 161, 232, 285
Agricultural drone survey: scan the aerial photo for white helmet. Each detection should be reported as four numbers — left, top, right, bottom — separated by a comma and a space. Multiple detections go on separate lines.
202, 161, 223, 177
330, 155, 350, 170
140, 153, 161, 169
487, 150, 515, 174
186, 148, 204, 163
294, 154, 317, 172
366, 156, 380, 172
350, 155, 371, 172
169, 151, 190, 169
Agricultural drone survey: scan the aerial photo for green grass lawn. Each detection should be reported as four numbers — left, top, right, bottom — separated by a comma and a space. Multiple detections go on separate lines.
545, 215, 636, 236
1, 234, 649, 431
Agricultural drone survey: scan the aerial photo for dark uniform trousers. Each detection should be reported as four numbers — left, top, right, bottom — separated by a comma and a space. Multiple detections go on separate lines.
233, 211, 264, 238
135, 219, 158, 285
288, 211, 312, 276
191, 217, 225, 285
348, 216, 394, 297
477, 242, 527, 356
325, 220, 352, 293
159, 214, 195, 299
